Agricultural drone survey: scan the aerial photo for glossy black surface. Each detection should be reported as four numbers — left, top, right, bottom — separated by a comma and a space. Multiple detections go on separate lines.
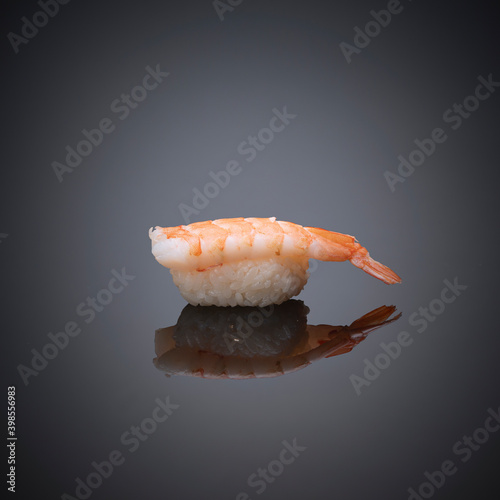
2, 1, 499, 499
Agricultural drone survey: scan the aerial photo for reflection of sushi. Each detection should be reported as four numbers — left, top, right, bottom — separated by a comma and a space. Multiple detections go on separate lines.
149, 217, 401, 307
153, 301, 401, 379
170, 300, 310, 357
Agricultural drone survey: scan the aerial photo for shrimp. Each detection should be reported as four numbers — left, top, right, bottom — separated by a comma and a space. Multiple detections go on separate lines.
149, 217, 401, 285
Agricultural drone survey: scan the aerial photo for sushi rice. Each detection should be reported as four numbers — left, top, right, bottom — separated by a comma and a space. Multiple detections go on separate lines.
170, 256, 309, 307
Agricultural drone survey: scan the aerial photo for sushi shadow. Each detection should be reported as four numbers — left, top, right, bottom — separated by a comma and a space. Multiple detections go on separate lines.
153, 300, 401, 380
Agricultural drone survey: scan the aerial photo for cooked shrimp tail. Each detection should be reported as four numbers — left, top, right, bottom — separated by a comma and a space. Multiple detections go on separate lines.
305, 226, 401, 285
350, 246, 402, 285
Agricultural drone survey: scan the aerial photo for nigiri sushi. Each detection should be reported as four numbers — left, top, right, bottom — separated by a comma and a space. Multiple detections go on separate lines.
149, 217, 401, 307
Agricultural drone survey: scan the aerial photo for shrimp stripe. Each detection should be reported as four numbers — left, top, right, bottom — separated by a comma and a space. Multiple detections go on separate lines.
212, 218, 255, 249
159, 225, 202, 256
245, 217, 284, 254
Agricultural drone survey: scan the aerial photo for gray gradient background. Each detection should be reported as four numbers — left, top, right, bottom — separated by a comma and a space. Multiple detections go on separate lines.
2, 0, 500, 499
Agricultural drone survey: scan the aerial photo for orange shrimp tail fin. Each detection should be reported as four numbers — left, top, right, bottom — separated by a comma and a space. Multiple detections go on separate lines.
351, 249, 401, 285
305, 226, 401, 284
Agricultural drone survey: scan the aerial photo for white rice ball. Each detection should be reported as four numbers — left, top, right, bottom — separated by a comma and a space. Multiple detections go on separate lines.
170, 256, 310, 307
